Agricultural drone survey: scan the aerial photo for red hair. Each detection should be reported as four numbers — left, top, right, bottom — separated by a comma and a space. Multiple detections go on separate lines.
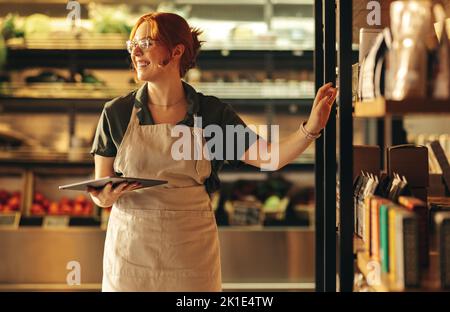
129, 12, 203, 77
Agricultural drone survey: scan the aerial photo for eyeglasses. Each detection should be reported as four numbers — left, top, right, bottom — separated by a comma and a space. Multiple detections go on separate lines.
126, 37, 156, 54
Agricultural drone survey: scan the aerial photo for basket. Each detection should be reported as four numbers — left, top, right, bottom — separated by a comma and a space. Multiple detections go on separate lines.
224, 199, 263, 226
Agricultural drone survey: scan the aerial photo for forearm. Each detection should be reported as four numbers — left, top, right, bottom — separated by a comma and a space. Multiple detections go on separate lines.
241, 124, 316, 171
272, 127, 315, 170
91, 155, 116, 208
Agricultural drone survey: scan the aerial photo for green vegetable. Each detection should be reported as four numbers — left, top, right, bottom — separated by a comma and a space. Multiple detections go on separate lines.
94, 18, 130, 34
89, 4, 132, 35
82, 74, 102, 84
1, 13, 25, 40
264, 195, 280, 211
24, 14, 51, 36
0, 34, 6, 69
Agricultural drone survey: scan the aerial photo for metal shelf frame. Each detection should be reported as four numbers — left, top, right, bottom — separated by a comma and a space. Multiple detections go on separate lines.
337, 0, 354, 293
0, 158, 314, 172
0, 96, 314, 115
314, 0, 353, 292
313, 0, 325, 292
5, 48, 315, 71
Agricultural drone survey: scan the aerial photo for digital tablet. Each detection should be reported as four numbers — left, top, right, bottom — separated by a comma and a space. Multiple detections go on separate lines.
58, 176, 168, 191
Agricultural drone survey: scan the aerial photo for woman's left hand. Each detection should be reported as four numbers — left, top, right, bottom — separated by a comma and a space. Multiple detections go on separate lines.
305, 82, 338, 134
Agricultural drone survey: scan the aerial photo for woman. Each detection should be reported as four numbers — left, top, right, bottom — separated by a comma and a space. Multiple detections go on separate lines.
89, 12, 337, 292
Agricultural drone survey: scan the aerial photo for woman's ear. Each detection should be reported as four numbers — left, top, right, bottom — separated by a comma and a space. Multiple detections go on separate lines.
172, 44, 185, 59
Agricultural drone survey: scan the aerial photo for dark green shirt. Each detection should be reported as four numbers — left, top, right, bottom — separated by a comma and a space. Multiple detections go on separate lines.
91, 81, 260, 194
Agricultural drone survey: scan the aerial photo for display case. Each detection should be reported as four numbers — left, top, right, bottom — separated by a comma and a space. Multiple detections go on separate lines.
0, 0, 320, 228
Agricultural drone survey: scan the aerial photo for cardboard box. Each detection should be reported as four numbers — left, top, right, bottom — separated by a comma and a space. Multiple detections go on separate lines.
429, 174, 447, 197
353, 145, 381, 181
387, 145, 429, 188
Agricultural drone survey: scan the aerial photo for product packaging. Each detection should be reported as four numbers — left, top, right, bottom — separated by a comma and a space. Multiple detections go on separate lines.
385, 1, 432, 100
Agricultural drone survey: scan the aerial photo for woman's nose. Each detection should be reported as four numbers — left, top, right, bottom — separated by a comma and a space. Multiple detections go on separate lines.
132, 45, 143, 56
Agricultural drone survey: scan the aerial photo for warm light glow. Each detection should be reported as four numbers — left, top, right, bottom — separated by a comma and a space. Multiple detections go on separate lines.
402, 38, 414, 48
434, 18, 450, 41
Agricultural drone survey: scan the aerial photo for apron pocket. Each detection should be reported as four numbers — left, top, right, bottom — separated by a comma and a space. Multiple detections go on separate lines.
122, 217, 163, 277
103, 215, 129, 276
162, 210, 219, 275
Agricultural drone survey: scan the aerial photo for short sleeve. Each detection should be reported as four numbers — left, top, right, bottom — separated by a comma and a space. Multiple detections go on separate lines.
90, 108, 117, 157
221, 104, 261, 168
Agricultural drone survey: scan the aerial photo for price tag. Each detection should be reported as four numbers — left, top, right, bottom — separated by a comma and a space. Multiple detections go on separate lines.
0, 212, 21, 229
43, 216, 70, 228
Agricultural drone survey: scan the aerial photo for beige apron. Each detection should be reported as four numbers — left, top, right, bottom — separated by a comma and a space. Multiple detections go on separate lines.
102, 104, 222, 292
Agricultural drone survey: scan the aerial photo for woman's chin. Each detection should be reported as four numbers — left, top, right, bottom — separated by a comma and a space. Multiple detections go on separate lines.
137, 72, 151, 81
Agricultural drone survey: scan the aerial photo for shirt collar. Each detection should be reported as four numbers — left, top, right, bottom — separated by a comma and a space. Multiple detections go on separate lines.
133, 81, 200, 116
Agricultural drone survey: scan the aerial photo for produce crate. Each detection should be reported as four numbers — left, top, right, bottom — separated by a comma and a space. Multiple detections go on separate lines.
26, 169, 97, 218
224, 199, 264, 226
0, 168, 27, 215
263, 196, 290, 221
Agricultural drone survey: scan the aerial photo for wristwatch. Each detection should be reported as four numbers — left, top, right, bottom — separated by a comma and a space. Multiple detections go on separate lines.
300, 121, 322, 140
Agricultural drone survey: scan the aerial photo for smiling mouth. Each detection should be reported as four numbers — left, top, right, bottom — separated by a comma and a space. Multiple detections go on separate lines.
136, 61, 150, 69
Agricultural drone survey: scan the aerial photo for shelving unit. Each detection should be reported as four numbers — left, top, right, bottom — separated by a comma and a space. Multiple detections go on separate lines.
6, 36, 314, 52
0, 155, 314, 171
314, 0, 354, 292
315, 0, 338, 292
354, 98, 450, 117
335, 2, 450, 294
0, 83, 314, 116
355, 240, 442, 292
0, 0, 317, 160
0, 0, 323, 232
5, 45, 314, 73
351, 118, 450, 292
1, 82, 315, 99
0, 0, 314, 4
175, 0, 313, 4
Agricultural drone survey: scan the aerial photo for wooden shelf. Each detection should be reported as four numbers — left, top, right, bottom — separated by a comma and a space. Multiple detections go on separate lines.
0, 156, 314, 172
354, 97, 450, 117
356, 250, 442, 292
353, 235, 365, 254
356, 252, 390, 292
0, 82, 314, 113
0, 82, 315, 100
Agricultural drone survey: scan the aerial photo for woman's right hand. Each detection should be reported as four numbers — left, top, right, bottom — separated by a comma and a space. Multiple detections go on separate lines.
87, 182, 141, 208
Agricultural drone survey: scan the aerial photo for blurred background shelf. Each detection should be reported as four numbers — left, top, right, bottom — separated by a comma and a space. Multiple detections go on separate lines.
0, 82, 315, 99
354, 98, 450, 117
6, 36, 314, 52
0, 0, 319, 232
0, 82, 315, 113
0, 151, 93, 168
5, 46, 315, 71
0, 97, 315, 114
0, 150, 315, 171
175, 0, 314, 5
0, 0, 314, 4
